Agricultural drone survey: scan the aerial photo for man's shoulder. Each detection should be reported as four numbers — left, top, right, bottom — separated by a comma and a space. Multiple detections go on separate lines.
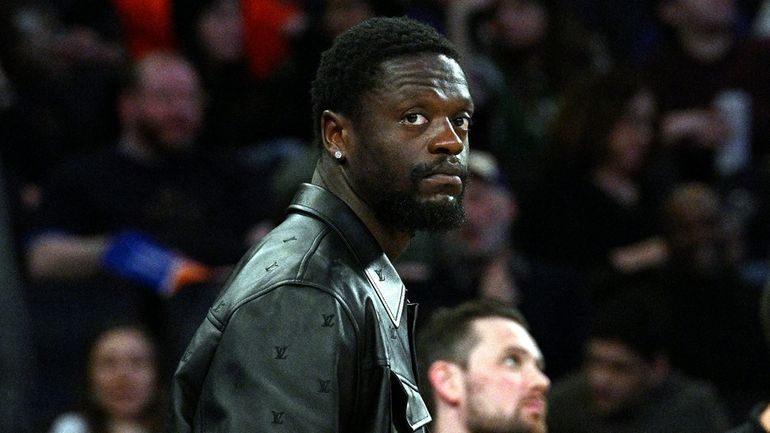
210, 212, 366, 321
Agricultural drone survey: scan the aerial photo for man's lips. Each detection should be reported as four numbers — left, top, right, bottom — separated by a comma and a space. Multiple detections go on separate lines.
521, 397, 547, 416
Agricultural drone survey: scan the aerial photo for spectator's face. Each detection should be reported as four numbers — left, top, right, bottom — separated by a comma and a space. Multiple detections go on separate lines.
133, 57, 203, 155
461, 318, 550, 433
493, 0, 548, 49
585, 339, 657, 417
605, 91, 655, 175
197, 0, 244, 63
89, 328, 156, 420
344, 53, 473, 232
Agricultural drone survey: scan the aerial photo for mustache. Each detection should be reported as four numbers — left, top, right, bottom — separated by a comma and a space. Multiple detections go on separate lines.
410, 157, 469, 182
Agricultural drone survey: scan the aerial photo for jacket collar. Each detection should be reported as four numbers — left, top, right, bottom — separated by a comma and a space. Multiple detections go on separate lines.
288, 183, 406, 327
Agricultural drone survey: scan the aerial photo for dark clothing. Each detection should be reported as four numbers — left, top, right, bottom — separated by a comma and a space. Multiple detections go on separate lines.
171, 183, 431, 432
548, 371, 730, 433
516, 172, 658, 273
32, 147, 270, 266
726, 403, 769, 433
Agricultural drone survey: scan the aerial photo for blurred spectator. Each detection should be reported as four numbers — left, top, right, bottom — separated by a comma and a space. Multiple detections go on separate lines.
725, 286, 770, 433
656, 182, 770, 419
174, 0, 291, 148
48, 322, 166, 433
416, 299, 550, 433
445, 0, 603, 190
26, 51, 271, 285
516, 69, 667, 280
559, 0, 659, 65
645, 0, 770, 184
23, 53, 275, 423
266, 0, 400, 143
548, 285, 730, 433
399, 150, 590, 378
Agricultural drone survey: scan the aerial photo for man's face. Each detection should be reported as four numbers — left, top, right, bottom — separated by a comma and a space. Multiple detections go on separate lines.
461, 318, 550, 433
346, 53, 473, 233
131, 58, 203, 156
585, 339, 657, 417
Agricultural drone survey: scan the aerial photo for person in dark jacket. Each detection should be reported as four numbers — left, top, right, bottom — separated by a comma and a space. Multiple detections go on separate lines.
170, 16, 473, 432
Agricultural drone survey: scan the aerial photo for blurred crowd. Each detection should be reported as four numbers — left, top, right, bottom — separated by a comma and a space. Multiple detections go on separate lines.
2, 0, 770, 432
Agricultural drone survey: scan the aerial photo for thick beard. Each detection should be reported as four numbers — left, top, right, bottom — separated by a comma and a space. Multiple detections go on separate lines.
364, 163, 466, 233
466, 399, 546, 433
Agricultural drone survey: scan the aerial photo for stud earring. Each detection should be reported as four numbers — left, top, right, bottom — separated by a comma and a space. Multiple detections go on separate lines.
334, 150, 343, 160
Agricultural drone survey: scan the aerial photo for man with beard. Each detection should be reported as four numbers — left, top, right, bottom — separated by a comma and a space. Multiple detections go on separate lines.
547, 285, 730, 433
417, 299, 550, 433
25, 50, 273, 422
27, 50, 269, 287
170, 17, 473, 432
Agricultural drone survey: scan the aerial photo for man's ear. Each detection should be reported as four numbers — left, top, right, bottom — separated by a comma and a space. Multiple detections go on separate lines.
428, 361, 464, 407
321, 110, 352, 160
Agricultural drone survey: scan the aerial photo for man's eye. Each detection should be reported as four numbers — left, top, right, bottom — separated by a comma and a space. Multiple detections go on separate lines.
401, 113, 428, 125
453, 115, 472, 131
504, 356, 521, 368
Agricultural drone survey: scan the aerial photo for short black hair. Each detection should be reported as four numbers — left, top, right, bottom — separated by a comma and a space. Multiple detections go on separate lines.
416, 299, 527, 413
589, 283, 671, 363
310, 16, 459, 147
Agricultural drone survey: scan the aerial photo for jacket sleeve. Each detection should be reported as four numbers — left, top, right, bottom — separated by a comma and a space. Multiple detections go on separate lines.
172, 284, 358, 432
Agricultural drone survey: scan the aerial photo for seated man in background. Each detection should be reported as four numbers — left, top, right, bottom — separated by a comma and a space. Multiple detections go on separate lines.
417, 299, 550, 433
26, 50, 272, 292
22, 51, 273, 426
547, 284, 730, 433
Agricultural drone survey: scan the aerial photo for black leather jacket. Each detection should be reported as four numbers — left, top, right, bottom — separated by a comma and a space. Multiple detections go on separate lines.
170, 183, 431, 432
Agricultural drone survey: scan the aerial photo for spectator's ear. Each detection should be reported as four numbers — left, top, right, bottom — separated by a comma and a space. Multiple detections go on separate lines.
428, 361, 464, 406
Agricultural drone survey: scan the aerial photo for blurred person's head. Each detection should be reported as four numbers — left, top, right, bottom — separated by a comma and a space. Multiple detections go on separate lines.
418, 299, 550, 433
584, 287, 670, 418
487, 0, 550, 50
80, 322, 165, 433
550, 69, 656, 177
119, 51, 204, 158
455, 151, 516, 260
195, 0, 244, 64
661, 182, 735, 277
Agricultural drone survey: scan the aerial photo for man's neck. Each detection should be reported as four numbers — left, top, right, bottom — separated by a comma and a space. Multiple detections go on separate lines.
677, 28, 734, 63
311, 162, 412, 260
429, 412, 470, 433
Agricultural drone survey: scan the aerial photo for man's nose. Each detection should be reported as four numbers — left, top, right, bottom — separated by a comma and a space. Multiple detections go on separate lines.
528, 365, 551, 392
428, 117, 465, 155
